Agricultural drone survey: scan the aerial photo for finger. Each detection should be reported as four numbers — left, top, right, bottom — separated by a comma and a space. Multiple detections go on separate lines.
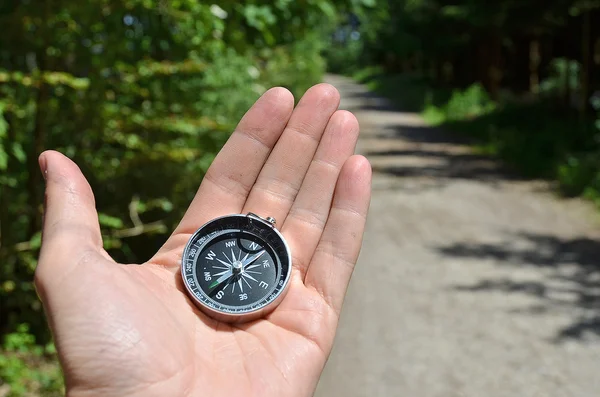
241, 83, 340, 225
174, 87, 294, 236
35, 151, 108, 292
281, 110, 359, 279
156, 88, 295, 262
304, 155, 372, 315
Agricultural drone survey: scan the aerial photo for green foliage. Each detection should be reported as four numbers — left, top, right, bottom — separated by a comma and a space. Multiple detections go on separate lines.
357, 67, 598, 190
259, 33, 327, 97
464, 106, 581, 178
438, 98, 594, 181
445, 85, 495, 120
423, 84, 495, 125
325, 37, 364, 74
0, 1, 365, 392
539, 58, 580, 96
558, 155, 599, 197
353, 67, 451, 112
0, 324, 63, 396
350, 0, 600, 207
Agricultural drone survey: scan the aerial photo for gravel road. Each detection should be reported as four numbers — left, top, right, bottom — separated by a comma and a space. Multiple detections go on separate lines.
315, 74, 600, 397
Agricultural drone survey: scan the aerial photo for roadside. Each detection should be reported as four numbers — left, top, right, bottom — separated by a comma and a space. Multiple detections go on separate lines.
352, 67, 600, 205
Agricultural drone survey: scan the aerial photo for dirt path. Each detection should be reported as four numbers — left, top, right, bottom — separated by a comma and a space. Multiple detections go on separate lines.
315, 74, 600, 397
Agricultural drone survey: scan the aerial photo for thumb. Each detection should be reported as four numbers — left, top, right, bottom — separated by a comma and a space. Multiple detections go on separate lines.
35, 151, 107, 293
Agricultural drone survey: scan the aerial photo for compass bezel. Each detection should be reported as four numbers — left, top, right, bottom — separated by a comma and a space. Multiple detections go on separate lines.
181, 214, 292, 323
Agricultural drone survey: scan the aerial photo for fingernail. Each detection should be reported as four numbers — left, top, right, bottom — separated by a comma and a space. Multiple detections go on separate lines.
38, 153, 48, 181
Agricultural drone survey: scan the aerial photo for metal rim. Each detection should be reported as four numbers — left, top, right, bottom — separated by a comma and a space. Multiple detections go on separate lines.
180, 213, 292, 322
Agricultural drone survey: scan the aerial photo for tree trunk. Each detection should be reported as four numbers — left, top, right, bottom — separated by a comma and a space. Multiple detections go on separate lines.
529, 38, 541, 95
564, 58, 571, 108
488, 33, 503, 100
443, 60, 454, 85
26, 77, 49, 236
580, 10, 591, 120
0, 113, 17, 251
26, 0, 52, 236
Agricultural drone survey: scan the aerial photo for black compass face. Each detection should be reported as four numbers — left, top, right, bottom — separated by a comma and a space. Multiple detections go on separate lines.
198, 232, 278, 307
182, 214, 291, 316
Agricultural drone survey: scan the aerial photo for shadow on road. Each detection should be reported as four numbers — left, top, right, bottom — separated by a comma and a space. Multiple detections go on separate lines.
437, 233, 600, 342
336, 77, 531, 188
366, 145, 519, 184
358, 114, 528, 190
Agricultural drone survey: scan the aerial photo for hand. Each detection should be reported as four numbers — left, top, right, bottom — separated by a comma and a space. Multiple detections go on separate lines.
35, 84, 371, 397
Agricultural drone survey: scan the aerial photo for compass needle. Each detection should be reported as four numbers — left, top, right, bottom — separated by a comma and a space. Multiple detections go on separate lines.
241, 250, 265, 268
242, 277, 253, 289
216, 258, 231, 268
209, 270, 232, 290
243, 273, 259, 283
245, 263, 261, 270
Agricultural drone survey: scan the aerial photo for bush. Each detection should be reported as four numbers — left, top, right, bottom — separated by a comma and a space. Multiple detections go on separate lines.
558, 155, 598, 197
0, 324, 63, 396
325, 34, 364, 74
259, 34, 327, 97
424, 84, 496, 125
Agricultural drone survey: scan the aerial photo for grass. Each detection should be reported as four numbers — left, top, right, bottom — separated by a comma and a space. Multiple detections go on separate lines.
0, 324, 64, 396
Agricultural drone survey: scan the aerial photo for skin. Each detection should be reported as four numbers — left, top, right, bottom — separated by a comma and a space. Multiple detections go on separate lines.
35, 84, 372, 397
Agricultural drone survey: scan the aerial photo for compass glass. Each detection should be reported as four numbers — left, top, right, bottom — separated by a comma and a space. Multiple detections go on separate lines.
182, 214, 291, 316
198, 232, 278, 307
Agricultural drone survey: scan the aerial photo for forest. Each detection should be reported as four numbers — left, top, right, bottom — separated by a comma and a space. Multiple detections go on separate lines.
1, 0, 600, 395
335, 0, 600, 193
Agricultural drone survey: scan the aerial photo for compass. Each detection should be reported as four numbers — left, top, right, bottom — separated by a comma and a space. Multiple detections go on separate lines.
181, 213, 292, 322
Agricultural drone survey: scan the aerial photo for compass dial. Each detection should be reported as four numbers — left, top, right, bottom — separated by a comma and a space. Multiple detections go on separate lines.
181, 214, 291, 322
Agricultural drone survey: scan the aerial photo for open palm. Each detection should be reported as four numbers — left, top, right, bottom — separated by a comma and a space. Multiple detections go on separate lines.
35, 84, 371, 397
